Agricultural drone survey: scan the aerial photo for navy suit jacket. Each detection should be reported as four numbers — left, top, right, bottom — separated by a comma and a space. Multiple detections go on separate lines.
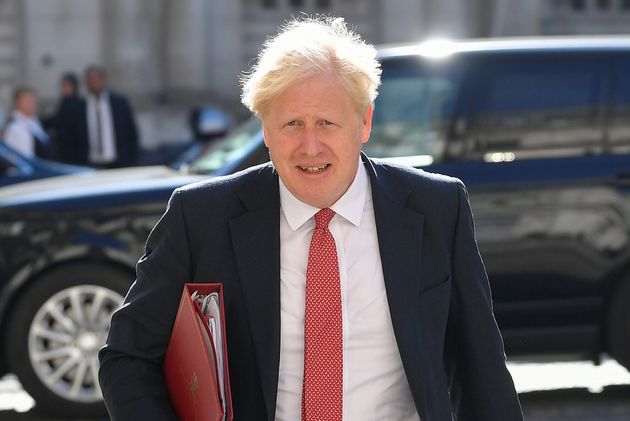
57, 91, 138, 167
99, 155, 523, 420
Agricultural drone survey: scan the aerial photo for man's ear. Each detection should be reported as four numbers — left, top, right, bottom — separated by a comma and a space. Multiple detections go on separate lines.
262, 124, 270, 148
360, 105, 373, 144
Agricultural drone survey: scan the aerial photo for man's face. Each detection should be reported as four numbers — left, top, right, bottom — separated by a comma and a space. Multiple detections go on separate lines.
86, 70, 106, 95
61, 80, 76, 97
17, 92, 36, 117
262, 72, 372, 209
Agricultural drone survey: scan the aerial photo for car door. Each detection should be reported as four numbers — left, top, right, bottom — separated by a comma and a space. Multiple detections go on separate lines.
438, 52, 630, 357
373, 50, 630, 358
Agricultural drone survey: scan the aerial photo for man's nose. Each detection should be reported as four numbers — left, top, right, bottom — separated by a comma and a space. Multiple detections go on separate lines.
301, 127, 323, 156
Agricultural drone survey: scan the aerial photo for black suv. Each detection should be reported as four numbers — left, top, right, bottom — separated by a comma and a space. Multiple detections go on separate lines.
1, 36, 630, 418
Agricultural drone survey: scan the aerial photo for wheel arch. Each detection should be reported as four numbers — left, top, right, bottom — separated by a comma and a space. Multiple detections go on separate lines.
0, 254, 136, 376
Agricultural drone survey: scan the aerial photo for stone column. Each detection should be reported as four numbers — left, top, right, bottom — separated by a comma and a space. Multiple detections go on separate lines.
101, 0, 161, 102
160, 0, 209, 104
380, 0, 425, 43
0, 0, 22, 120
206, 0, 243, 107
422, 0, 474, 39
491, 0, 543, 36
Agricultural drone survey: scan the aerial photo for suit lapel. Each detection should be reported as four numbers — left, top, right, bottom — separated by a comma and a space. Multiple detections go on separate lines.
363, 155, 428, 419
228, 166, 280, 421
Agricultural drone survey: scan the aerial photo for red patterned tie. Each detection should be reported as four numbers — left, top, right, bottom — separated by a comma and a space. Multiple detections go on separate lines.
302, 208, 343, 421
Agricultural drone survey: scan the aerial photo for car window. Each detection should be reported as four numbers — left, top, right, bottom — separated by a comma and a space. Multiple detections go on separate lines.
366, 57, 463, 166
609, 57, 630, 154
453, 54, 607, 162
188, 118, 263, 174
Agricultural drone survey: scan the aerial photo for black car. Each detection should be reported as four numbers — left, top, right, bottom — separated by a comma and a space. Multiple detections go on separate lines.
0, 142, 91, 187
2, 36, 630, 418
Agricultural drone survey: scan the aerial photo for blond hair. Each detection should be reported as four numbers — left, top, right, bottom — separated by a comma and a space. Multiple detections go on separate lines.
241, 16, 381, 117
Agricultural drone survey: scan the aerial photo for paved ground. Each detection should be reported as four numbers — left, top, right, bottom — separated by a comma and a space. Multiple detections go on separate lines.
521, 385, 630, 421
1, 359, 630, 420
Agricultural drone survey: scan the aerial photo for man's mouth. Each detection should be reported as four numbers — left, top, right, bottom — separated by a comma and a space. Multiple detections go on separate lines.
299, 164, 330, 173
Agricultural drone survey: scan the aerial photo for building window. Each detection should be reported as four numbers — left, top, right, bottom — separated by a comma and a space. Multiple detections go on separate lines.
623, 0, 630, 10
550, 0, 565, 10
261, 0, 276, 8
317, 0, 331, 8
596, 0, 611, 10
289, 0, 305, 7
570, 0, 586, 11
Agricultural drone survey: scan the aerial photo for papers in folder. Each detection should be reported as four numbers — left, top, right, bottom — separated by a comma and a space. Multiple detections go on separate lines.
164, 283, 233, 421
192, 290, 226, 414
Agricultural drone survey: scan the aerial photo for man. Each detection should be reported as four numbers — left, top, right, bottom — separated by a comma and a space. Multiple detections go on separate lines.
99, 17, 523, 420
46, 72, 81, 161
3, 87, 50, 158
58, 65, 139, 167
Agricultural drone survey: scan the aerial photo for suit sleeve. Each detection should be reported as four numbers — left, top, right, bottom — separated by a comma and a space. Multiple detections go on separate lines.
98, 189, 191, 420
445, 181, 523, 421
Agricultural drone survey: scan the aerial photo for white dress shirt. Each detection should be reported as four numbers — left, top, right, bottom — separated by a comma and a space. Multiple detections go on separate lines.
87, 91, 117, 164
275, 158, 420, 421
4, 111, 48, 158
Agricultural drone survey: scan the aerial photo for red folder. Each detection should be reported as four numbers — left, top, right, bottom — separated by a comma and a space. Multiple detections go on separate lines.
164, 283, 233, 421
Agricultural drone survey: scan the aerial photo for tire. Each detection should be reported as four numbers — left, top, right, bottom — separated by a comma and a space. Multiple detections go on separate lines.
608, 278, 630, 370
5, 262, 132, 418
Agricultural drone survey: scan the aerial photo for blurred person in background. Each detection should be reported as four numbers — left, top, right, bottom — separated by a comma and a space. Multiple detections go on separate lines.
58, 65, 139, 168
46, 72, 82, 162
3, 87, 50, 158
60, 71, 79, 98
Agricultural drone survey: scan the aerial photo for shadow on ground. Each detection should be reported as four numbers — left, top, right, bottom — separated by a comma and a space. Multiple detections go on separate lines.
520, 384, 630, 421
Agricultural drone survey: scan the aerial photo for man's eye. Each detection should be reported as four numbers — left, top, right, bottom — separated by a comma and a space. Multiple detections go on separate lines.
323, 120, 335, 126
286, 120, 298, 127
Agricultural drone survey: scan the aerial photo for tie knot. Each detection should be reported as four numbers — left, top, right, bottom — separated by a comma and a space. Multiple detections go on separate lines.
314, 208, 335, 229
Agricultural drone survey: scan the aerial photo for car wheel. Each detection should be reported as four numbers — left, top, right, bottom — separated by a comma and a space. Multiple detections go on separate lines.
6, 263, 131, 418
609, 278, 630, 370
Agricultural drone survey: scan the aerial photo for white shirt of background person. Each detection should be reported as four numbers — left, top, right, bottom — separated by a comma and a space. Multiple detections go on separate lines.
87, 91, 117, 164
4, 110, 47, 158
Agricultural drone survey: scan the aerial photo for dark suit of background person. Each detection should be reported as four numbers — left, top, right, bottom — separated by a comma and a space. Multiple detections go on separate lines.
45, 72, 81, 161
57, 66, 139, 167
98, 154, 523, 421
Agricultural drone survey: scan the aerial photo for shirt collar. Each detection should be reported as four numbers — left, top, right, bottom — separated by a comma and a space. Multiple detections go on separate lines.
279, 156, 368, 231
90, 91, 109, 101
12, 110, 37, 125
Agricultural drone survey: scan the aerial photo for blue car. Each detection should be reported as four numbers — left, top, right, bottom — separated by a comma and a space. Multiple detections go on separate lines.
0, 142, 91, 187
